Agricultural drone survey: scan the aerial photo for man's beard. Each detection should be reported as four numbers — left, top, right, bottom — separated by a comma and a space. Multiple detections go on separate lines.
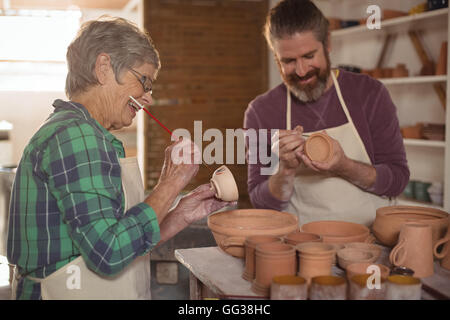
280, 51, 331, 103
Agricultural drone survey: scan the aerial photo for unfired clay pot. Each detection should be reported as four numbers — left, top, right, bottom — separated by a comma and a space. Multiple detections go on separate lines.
252, 243, 296, 297
346, 262, 390, 281
434, 217, 450, 270
243, 235, 282, 281
344, 242, 382, 260
207, 209, 298, 258
296, 242, 336, 284
386, 275, 422, 300
210, 165, 239, 201
337, 248, 376, 270
389, 223, 434, 278
304, 132, 333, 163
309, 275, 347, 300
300, 220, 371, 243
270, 275, 308, 300
372, 205, 449, 247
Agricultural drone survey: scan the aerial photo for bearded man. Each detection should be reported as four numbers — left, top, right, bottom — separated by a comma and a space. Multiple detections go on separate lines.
244, 0, 409, 226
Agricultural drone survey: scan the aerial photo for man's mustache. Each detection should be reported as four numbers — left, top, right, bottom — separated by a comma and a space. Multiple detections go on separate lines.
288, 68, 320, 82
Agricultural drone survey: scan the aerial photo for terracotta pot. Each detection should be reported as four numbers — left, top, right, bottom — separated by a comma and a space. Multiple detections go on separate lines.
344, 242, 382, 260
296, 242, 335, 284
401, 123, 423, 139
337, 248, 376, 270
436, 41, 448, 75
304, 132, 333, 163
392, 64, 409, 78
349, 274, 386, 300
382, 9, 408, 20
284, 231, 322, 246
252, 243, 296, 297
300, 220, 371, 243
210, 165, 239, 201
389, 223, 434, 278
309, 275, 347, 300
270, 275, 308, 300
386, 275, 422, 300
433, 217, 450, 270
242, 235, 283, 281
372, 205, 449, 247
346, 263, 390, 281
208, 209, 298, 258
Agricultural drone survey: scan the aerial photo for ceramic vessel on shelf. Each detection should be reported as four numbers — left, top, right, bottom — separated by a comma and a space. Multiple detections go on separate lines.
304, 132, 333, 163
346, 262, 390, 281
300, 220, 371, 243
434, 216, 450, 270
392, 64, 409, 78
243, 235, 283, 281
210, 165, 239, 202
295, 242, 336, 284
382, 9, 408, 20
349, 274, 387, 300
337, 248, 376, 270
252, 243, 296, 297
207, 209, 298, 258
389, 223, 434, 278
386, 275, 422, 300
270, 275, 308, 300
372, 205, 449, 247
309, 276, 347, 300
401, 123, 423, 139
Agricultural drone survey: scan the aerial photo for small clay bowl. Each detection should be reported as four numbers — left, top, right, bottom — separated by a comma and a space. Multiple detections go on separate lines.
337, 248, 376, 270
284, 231, 322, 246
344, 242, 382, 261
305, 132, 333, 162
210, 165, 239, 201
346, 262, 390, 280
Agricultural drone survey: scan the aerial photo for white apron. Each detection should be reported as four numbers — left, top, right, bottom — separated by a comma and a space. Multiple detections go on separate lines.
12, 157, 152, 300
285, 70, 391, 226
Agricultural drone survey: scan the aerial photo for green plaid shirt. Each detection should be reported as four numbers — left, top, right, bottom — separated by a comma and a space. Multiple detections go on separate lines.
7, 99, 160, 300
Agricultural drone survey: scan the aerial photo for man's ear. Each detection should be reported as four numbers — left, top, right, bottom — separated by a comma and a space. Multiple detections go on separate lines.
94, 53, 112, 85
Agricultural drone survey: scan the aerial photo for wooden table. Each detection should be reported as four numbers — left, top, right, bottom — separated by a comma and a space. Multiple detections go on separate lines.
175, 246, 450, 300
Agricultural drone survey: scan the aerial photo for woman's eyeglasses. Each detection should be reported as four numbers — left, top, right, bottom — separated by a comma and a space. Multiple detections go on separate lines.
129, 68, 153, 94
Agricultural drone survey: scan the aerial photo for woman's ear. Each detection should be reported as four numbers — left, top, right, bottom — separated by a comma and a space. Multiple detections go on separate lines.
94, 53, 112, 85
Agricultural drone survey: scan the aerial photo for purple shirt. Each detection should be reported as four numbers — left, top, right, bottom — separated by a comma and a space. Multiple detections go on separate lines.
244, 70, 409, 210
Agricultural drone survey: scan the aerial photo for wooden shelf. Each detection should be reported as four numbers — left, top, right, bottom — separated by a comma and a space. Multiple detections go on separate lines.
404, 139, 446, 148
331, 8, 448, 38
380, 75, 447, 85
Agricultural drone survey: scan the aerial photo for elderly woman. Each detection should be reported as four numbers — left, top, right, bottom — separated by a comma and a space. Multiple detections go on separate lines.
7, 17, 232, 300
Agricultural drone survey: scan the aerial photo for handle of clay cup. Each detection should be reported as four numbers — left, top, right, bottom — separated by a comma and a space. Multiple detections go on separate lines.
389, 238, 407, 266
433, 236, 450, 259
220, 237, 246, 249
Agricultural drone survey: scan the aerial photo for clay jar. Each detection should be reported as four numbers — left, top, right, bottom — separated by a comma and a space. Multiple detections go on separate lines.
242, 235, 283, 281
252, 243, 296, 297
304, 132, 333, 163
309, 275, 347, 300
270, 275, 308, 300
296, 242, 336, 284
210, 165, 239, 201
389, 223, 434, 278
349, 274, 386, 300
434, 217, 450, 270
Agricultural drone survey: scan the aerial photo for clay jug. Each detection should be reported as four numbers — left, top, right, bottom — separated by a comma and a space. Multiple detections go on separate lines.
389, 223, 434, 278
433, 217, 450, 270
296, 242, 335, 284
252, 243, 296, 297
242, 235, 282, 281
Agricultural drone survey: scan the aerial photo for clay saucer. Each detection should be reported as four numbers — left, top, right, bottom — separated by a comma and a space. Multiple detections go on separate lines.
305, 132, 333, 162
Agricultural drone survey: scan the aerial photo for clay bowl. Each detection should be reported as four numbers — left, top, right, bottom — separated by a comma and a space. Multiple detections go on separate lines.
346, 262, 390, 280
337, 248, 376, 270
208, 209, 298, 258
300, 220, 371, 244
210, 165, 239, 201
344, 242, 382, 261
284, 231, 322, 246
304, 132, 333, 163
372, 205, 449, 247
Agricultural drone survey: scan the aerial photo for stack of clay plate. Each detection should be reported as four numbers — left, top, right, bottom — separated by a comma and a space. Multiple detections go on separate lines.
372, 205, 449, 247
207, 209, 298, 258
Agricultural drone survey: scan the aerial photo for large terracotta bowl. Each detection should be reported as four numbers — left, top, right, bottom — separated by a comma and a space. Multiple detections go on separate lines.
208, 209, 298, 258
300, 220, 371, 244
372, 205, 449, 247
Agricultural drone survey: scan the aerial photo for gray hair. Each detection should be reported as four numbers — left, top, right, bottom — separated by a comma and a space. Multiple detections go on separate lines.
264, 0, 329, 51
65, 16, 161, 99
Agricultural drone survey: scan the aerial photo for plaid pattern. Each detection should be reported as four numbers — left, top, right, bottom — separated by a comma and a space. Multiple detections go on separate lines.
7, 99, 160, 300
